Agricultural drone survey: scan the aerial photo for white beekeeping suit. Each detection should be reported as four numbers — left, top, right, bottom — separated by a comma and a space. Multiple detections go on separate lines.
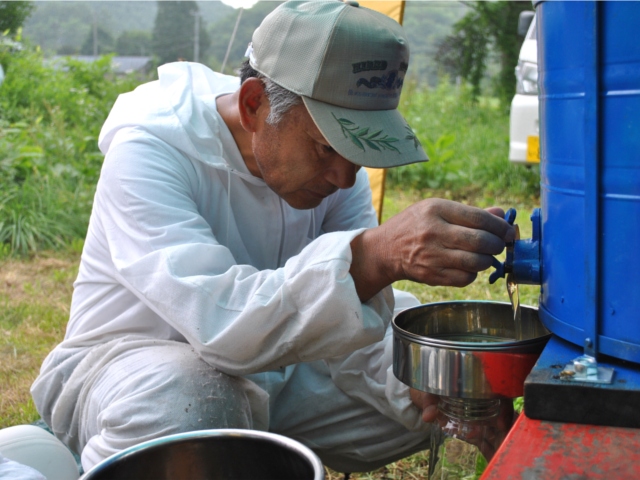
31, 61, 430, 473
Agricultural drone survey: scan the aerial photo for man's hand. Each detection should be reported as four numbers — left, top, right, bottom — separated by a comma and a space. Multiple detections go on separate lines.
411, 388, 515, 460
410, 388, 440, 423
350, 198, 515, 301
442, 399, 514, 461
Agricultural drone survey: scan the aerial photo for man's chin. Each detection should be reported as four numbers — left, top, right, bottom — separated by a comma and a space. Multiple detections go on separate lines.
284, 196, 323, 210
279, 190, 327, 210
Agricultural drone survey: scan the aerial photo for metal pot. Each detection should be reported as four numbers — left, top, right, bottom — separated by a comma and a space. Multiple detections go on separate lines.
393, 301, 551, 399
81, 429, 324, 480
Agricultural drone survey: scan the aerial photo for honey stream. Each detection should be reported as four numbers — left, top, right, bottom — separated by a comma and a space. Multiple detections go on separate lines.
507, 273, 523, 341
507, 224, 523, 340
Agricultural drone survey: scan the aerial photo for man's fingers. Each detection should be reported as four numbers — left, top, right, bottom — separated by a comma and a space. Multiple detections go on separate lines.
444, 226, 507, 256
423, 404, 438, 423
485, 206, 505, 218
423, 253, 494, 286
438, 200, 513, 242
428, 268, 477, 288
410, 389, 440, 423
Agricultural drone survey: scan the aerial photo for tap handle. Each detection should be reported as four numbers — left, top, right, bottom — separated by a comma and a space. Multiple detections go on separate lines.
504, 208, 517, 227
489, 208, 517, 284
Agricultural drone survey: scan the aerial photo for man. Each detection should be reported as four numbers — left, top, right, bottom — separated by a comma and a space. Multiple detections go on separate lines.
32, 1, 514, 473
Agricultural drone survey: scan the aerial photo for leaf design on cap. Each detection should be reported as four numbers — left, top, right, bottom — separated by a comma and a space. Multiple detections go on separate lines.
404, 125, 422, 150
332, 113, 400, 153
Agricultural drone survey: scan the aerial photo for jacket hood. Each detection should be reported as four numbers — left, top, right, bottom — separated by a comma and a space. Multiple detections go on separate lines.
99, 62, 256, 180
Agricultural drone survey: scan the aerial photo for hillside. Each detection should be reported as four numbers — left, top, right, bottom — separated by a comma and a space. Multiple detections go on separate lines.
23, 0, 467, 86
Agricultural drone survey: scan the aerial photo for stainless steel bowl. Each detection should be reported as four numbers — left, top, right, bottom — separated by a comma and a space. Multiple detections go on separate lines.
393, 301, 551, 399
81, 429, 325, 480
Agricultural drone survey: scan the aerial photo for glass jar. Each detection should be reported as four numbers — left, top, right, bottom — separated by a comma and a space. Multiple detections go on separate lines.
428, 397, 510, 479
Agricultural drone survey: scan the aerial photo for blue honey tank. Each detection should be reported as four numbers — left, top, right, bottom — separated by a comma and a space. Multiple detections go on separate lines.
534, 1, 640, 363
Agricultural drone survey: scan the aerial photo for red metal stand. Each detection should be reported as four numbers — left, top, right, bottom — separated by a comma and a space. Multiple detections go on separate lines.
482, 413, 640, 479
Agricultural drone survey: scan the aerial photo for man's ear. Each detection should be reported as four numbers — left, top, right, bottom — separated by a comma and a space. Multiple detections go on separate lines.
238, 78, 269, 133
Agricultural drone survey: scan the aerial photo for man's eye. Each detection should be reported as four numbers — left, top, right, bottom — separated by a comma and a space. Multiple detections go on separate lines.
322, 144, 335, 154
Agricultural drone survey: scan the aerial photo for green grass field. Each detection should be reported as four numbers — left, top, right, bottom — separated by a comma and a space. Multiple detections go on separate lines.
0, 47, 541, 479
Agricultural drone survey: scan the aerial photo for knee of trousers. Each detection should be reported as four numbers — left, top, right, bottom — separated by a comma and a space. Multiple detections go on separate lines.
156, 360, 259, 432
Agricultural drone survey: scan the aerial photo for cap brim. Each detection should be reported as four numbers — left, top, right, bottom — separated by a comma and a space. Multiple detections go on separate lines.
302, 96, 428, 169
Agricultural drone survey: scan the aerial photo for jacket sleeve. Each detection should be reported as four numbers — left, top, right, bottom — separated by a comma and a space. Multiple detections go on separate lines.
325, 288, 430, 432
89, 130, 394, 375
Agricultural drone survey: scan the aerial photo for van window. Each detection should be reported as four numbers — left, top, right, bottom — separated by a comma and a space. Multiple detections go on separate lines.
527, 17, 537, 40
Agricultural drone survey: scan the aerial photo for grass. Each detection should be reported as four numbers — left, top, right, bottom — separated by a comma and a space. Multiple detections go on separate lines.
0, 251, 78, 428
0, 43, 148, 257
391, 80, 540, 201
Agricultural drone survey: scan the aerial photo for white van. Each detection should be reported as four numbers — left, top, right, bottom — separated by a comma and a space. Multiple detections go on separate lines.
509, 13, 539, 164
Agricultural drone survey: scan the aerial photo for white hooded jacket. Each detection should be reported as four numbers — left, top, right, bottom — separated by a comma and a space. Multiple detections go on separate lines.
33, 62, 424, 434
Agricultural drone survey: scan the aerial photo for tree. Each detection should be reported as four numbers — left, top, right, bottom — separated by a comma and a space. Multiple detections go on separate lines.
0, 1, 34, 35
22, 3, 93, 55
152, 1, 210, 65
207, 2, 280, 73
436, 1, 532, 105
80, 26, 115, 56
435, 13, 489, 100
116, 31, 152, 57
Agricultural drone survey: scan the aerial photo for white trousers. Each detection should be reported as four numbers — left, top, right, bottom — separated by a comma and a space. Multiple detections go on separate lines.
36, 337, 430, 474
32, 290, 430, 473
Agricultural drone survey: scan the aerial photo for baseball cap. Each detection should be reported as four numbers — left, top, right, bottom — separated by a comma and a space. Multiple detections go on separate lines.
247, 0, 428, 168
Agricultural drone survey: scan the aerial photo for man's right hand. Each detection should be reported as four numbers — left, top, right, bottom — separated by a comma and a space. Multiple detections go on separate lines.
350, 198, 515, 301
410, 388, 440, 423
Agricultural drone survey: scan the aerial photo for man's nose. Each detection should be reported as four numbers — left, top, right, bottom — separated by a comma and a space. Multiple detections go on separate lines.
325, 154, 360, 189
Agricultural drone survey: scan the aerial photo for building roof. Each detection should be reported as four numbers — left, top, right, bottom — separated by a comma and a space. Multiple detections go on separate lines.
49, 55, 152, 74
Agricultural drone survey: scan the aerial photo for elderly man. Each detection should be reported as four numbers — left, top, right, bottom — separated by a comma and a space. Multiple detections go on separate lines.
32, 0, 513, 473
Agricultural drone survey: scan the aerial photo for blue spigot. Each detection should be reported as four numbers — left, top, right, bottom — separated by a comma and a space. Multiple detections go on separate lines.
490, 208, 542, 285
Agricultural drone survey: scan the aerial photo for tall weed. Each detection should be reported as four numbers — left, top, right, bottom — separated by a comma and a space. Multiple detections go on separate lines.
395, 80, 539, 200
0, 38, 148, 256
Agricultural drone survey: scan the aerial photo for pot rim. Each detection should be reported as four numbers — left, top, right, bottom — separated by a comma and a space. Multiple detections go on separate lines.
392, 300, 551, 352
82, 428, 325, 480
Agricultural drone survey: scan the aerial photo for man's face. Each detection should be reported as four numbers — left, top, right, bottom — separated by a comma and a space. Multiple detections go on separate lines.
251, 103, 361, 210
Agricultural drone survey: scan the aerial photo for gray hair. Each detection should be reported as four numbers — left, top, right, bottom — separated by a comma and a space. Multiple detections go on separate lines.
262, 77, 302, 125
238, 60, 302, 126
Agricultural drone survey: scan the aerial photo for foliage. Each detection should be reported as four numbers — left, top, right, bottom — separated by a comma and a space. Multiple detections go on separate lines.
23, 2, 231, 57
513, 397, 524, 414
0, 40, 143, 256
204, 1, 467, 80
206, 1, 281, 74
22, 2, 93, 55
392, 79, 540, 199
80, 25, 115, 56
435, 13, 489, 100
0, 174, 88, 256
116, 30, 152, 57
22, 1, 469, 84
152, 1, 210, 65
0, 1, 34, 35
430, 437, 488, 480
435, 1, 533, 105
402, 1, 469, 87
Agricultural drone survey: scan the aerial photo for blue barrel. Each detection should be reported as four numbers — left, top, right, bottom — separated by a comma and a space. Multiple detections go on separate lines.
537, 1, 640, 363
